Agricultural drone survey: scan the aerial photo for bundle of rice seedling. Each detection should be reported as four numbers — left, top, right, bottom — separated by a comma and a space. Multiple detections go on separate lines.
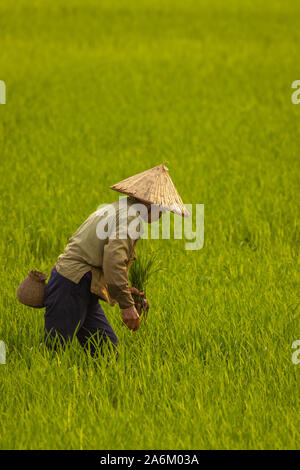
129, 248, 163, 319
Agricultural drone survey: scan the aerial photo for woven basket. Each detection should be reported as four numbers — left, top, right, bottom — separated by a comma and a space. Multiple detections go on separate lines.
17, 270, 48, 308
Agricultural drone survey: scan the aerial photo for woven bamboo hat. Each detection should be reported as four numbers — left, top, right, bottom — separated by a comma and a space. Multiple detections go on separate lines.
110, 164, 189, 217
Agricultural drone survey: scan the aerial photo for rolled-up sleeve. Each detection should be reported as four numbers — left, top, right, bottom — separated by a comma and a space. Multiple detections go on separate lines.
103, 237, 135, 309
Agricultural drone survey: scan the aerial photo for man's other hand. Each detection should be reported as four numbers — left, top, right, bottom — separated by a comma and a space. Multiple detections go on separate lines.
128, 286, 144, 296
122, 305, 140, 331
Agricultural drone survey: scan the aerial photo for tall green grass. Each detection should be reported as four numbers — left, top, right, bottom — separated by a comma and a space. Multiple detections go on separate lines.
0, 0, 299, 449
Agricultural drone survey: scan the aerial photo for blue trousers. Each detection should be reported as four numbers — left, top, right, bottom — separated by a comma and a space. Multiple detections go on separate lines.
44, 268, 118, 355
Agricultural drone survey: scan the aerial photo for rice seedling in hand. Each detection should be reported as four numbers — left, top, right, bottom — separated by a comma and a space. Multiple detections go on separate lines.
129, 248, 163, 320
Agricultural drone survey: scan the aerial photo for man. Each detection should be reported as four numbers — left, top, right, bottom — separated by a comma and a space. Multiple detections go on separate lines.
44, 164, 188, 355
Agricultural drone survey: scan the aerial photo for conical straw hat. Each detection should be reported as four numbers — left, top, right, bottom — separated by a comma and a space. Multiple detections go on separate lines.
110, 164, 189, 217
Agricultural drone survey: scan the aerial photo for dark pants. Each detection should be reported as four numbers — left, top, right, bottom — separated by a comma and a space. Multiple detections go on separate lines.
44, 268, 118, 356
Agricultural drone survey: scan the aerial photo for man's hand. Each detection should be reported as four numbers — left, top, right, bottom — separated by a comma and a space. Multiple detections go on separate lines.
122, 305, 140, 331
128, 286, 144, 296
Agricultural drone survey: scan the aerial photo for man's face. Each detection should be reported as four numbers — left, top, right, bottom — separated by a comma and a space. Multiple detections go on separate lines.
133, 200, 166, 223
147, 204, 165, 223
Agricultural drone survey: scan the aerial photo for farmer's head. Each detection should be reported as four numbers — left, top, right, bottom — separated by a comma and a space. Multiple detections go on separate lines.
110, 164, 189, 220
131, 199, 166, 223
144, 202, 165, 223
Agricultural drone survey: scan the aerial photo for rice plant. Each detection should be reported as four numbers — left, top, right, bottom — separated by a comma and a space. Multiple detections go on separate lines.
129, 248, 163, 294
129, 246, 163, 318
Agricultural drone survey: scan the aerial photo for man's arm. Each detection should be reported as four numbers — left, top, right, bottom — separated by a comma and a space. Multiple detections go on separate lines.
103, 238, 140, 331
